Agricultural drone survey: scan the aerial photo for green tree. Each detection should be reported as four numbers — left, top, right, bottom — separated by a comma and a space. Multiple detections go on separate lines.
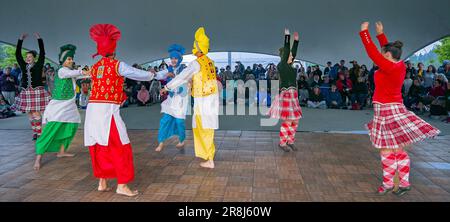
0, 43, 57, 69
434, 37, 450, 63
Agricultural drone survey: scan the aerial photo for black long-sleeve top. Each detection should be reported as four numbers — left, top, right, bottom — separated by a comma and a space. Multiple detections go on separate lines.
277, 34, 299, 90
15, 38, 45, 88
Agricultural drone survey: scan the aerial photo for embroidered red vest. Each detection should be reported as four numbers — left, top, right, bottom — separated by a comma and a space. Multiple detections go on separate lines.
89, 57, 125, 105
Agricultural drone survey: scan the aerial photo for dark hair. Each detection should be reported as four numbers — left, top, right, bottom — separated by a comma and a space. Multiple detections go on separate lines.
382, 41, 403, 61
27, 50, 37, 57
435, 79, 443, 86
427, 65, 436, 74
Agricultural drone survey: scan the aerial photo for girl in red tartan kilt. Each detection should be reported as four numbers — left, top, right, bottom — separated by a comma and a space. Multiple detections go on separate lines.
14, 33, 51, 140
360, 22, 440, 196
268, 29, 302, 152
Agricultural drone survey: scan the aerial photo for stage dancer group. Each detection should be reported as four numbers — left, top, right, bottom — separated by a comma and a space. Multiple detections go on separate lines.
16, 21, 440, 197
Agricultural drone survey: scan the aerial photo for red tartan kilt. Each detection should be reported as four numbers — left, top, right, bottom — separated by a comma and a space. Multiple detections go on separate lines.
366, 103, 441, 149
14, 87, 51, 113
268, 88, 303, 121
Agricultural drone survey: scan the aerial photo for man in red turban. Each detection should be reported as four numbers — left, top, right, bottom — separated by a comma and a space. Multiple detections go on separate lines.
85, 24, 155, 197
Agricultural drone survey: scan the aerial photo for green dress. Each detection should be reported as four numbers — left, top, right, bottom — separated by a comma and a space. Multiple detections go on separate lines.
35, 67, 82, 155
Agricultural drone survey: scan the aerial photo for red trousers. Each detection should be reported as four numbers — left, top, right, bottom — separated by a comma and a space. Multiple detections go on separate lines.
89, 116, 134, 184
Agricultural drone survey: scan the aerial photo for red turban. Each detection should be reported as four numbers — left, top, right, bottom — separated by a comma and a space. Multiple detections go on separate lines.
89, 24, 121, 58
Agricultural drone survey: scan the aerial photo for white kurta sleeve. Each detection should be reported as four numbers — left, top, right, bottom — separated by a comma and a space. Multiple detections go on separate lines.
118, 61, 155, 81
155, 69, 169, 80
165, 61, 200, 91
58, 67, 83, 79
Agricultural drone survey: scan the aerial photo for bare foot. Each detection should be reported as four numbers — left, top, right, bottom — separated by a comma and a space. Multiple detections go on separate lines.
200, 160, 215, 169
33, 155, 42, 171
97, 179, 111, 192
56, 152, 75, 158
175, 141, 185, 149
116, 185, 139, 197
155, 143, 164, 152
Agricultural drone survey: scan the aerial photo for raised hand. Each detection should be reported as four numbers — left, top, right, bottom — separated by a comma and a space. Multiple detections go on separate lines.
284, 28, 290, 35
166, 72, 175, 78
34, 33, 41, 39
361, 22, 369, 31
375, 21, 384, 35
20, 33, 28, 40
82, 68, 91, 76
160, 88, 167, 96
294, 32, 299, 41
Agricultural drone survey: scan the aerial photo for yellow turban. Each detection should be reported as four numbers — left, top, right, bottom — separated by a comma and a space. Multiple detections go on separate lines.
192, 27, 210, 55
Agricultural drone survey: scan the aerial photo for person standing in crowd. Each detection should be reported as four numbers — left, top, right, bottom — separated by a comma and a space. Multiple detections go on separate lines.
405, 61, 417, 79
1, 67, 18, 105
360, 21, 440, 196
14, 33, 51, 140
324, 61, 332, 75
417, 62, 425, 78
34, 44, 90, 170
351, 76, 369, 110
336, 72, 353, 107
402, 71, 413, 98
267, 28, 302, 152
423, 65, 436, 91
160, 27, 219, 169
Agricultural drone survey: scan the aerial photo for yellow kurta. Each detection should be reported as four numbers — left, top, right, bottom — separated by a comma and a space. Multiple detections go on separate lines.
165, 55, 219, 160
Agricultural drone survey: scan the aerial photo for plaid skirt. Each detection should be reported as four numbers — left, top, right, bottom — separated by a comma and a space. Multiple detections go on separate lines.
268, 88, 303, 120
14, 87, 51, 112
366, 102, 441, 149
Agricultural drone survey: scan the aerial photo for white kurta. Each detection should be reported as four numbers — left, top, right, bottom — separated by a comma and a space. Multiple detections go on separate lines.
84, 62, 155, 146
165, 60, 219, 129
42, 67, 83, 124
156, 66, 189, 119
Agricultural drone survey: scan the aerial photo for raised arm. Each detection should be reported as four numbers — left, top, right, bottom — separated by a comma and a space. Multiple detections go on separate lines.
281, 29, 291, 64
15, 35, 26, 66
58, 67, 84, 79
291, 32, 299, 58
360, 25, 395, 72
164, 60, 200, 91
155, 69, 169, 80
118, 62, 155, 81
36, 37, 45, 65
375, 21, 388, 47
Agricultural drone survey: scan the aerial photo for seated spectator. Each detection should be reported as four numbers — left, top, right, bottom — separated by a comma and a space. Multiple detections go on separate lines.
326, 83, 343, 109
0, 94, 16, 119
79, 80, 90, 109
137, 85, 150, 106
307, 86, 326, 109
319, 74, 331, 98
438, 60, 450, 80
309, 72, 321, 89
124, 83, 135, 105
436, 73, 448, 89
1, 67, 18, 106
423, 65, 436, 90
405, 78, 425, 110
351, 77, 369, 110
297, 75, 309, 105
336, 72, 353, 107
445, 82, 450, 123
402, 71, 413, 97
419, 79, 446, 114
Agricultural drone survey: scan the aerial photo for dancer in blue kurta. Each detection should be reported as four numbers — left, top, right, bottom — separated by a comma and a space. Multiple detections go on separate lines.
154, 44, 189, 152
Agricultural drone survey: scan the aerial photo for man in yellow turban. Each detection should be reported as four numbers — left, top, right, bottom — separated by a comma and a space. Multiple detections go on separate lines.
161, 27, 219, 168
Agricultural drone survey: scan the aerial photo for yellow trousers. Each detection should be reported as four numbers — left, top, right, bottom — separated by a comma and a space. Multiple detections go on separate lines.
193, 114, 215, 160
